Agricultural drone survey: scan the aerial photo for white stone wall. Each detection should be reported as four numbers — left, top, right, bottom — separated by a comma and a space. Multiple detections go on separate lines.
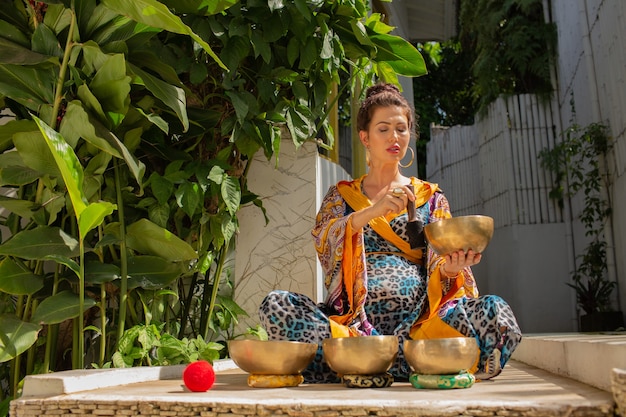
233, 138, 321, 333
232, 138, 351, 334
427, 96, 577, 333
550, 0, 626, 315
426, 1, 626, 331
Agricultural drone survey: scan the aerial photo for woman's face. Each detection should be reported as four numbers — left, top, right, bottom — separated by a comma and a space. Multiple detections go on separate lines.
360, 105, 411, 167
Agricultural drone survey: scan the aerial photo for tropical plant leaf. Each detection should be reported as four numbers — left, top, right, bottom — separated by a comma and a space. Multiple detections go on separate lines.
0, 258, 43, 295
0, 18, 29, 47
125, 256, 184, 290
31, 20, 64, 58
0, 165, 42, 187
78, 201, 117, 237
12, 130, 61, 178
84, 260, 121, 284
0, 119, 37, 152
31, 290, 97, 325
0, 64, 56, 111
101, 0, 226, 69
61, 101, 146, 189
41, 3, 72, 35
125, 219, 197, 261
158, 0, 238, 15
43, 254, 80, 276
130, 64, 189, 132
0, 37, 52, 65
175, 181, 202, 218
0, 226, 79, 260
32, 115, 88, 217
368, 33, 427, 77
0, 315, 41, 363
221, 175, 240, 217
0, 195, 37, 219
88, 53, 132, 125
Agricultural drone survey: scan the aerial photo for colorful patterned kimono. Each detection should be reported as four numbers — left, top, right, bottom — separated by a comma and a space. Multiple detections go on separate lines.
259, 175, 522, 382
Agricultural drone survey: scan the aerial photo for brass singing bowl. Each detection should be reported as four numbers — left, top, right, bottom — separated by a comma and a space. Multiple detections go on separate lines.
403, 337, 480, 375
424, 215, 494, 256
322, 335, 399, 375
227, 339, 317, 375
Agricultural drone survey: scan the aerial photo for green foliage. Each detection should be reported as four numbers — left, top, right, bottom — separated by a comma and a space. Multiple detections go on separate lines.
0, 0, 425, 406
539, 121, 616, 315
412, 40, 477, 178
459, 0, 556, 114
111, 323, 223, 367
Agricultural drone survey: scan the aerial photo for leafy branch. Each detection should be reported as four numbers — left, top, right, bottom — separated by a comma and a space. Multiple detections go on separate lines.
539, 121, 616, 315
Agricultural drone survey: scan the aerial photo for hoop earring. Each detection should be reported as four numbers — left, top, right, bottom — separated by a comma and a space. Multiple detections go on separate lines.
399, 147, 415, 168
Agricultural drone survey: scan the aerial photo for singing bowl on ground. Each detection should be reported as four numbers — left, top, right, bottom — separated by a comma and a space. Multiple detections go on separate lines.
403, 337, 479, 375
424, 215, 494, 256
227, 339, 317, 375
322, 335, 399, 375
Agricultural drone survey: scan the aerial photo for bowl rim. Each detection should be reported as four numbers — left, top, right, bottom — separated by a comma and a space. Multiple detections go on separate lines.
424, 214, 494, 228
227, 339, 317, 347
322, 335, 399, 343
403, 336, 477, 344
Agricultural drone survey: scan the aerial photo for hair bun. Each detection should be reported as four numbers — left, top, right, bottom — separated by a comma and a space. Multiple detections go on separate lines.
366, 83, 400, 98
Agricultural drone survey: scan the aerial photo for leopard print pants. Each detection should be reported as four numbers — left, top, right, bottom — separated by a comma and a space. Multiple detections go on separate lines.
259, 290, 521, 383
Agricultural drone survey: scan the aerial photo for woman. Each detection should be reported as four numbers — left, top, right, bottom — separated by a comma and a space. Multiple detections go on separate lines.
259, 83, 522, 383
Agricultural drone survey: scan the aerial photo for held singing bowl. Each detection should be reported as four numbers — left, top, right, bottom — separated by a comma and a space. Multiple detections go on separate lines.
403, 337, 480, 375
227, 339, 317, 375
322, 335, 399, 375
424, 215, 494, 256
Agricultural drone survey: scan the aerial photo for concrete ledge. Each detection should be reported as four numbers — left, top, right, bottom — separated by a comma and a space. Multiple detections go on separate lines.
20, 359, 238, 397
613, 368, 626, 417
511, 332, 626, 392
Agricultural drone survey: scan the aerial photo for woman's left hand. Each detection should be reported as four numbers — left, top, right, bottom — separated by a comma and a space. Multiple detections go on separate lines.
442, 249, 482, 277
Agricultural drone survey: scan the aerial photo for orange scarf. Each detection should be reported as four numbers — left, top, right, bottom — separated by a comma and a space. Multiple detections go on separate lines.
332, 176, 468, 344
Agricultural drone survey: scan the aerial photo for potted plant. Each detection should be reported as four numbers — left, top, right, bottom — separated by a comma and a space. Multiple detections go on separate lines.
540, 120, 624, 332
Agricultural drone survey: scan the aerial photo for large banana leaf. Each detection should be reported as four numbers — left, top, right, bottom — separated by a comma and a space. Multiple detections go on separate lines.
124, 219, 197, 261
0, 226, 79, 260
158, 0, 238, 15
30, 290, 97, 325
0, 119, 37, 152
0, 258, 44, 295
88, 53, 132, 126
59, 101, 146, 189
0, 64, 56, 112
101, 0, 227, 70
33, 115, 117, 238
125, 256, 185, 290
0, 315, 40, 363
12, 131, 62, 178
0, 196, 38, 219
32, 116, 87, 216
0, 38, 53, 65
84, 260, 121, 285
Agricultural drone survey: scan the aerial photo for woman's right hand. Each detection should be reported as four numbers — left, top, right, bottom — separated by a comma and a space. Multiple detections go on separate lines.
350, 186, 413, 229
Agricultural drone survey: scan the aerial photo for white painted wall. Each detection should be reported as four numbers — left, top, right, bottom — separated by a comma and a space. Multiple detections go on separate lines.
426, 0, 626, 332
550, 0, 626, 315
233, 139, 320, 333
427, 96, 577, 333
233, 139, 351, 333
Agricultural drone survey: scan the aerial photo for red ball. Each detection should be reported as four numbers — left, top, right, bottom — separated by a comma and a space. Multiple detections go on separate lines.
183, 360, 216, 392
